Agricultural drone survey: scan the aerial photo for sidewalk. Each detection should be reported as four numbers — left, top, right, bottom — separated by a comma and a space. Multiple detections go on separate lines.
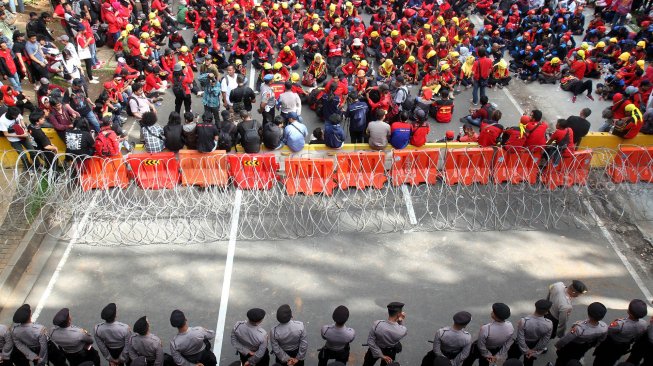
0, 169, 31, 273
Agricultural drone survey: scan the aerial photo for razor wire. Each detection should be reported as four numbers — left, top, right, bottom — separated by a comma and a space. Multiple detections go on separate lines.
0, 146, 651, 246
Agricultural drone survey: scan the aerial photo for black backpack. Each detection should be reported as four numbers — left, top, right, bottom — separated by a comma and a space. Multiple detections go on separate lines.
217, 123, 235, 151
126, 96, 139, 117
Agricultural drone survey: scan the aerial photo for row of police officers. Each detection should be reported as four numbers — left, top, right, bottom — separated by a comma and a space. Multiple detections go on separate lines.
0, 281, 651, 366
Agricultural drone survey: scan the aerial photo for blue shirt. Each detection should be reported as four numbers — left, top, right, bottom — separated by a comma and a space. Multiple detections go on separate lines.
25, 41, 45, 64
283, 122, 308, 152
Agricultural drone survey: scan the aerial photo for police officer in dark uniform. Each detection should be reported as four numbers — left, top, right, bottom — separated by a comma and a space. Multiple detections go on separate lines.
169, 310, 217, 366
421, 311, 472, 366
554, 302, 608, 366
592, 299, 648, 366
230, 308, 269, 366
318, 306, 356, 366
94, 303, 131, 366
49, 308, 101, 366
362, 302, 407, 366
507, 300, 553, 366
462, 303, 514, 366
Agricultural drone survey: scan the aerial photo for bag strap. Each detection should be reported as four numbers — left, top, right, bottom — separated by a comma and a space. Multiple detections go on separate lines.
145, 125, 164, 141
290, 122, 306, 137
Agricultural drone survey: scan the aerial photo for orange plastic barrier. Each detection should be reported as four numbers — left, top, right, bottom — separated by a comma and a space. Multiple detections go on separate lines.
540, 150, 593, 189
126, 152, 180, 189
179, 150, 229, 187
492, 149, 541, 184
285, 158, 337, 195
443, 147, 495, 185
335, 152, 387, 190
79, 156, 130, 191
227, 154, 279, 190
391, 149, 440, 186
606, 146, 653, 183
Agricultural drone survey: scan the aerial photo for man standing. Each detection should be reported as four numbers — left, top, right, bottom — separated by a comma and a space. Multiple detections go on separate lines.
462, 303, 513, 366
94, 303, 131, 366
507, 300, 553, 366
129, 316, 164, 366
362, 302, 407, 366
278, 81, 302, 121
64, 78, 100, 132
271, 305, 308, 366
565, 108, 592, 145
0, 107, 35, 172
198, 73, 221, 125
220, 64, 238, 111
547, 280, 588, 338
10, 304, 64, 366
259, 74, 276, 125
318, 305, 355, 366
229, 75, 256, 114
421, 311, 472, 366
472, 48, 492, 106
49, 308, 101, 366
169, 310, 217, 366
231, 308, 269, 366
592, 299, 648, 366
554, 302, 608, 366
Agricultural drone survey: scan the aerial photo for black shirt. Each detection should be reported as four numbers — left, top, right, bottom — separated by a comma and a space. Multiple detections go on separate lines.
28, 125, 51, 150
195, 122, 219, 153
236, 119, 261, 153
261, 123, 283, 149
164, 124, 185, 151
65, 129, 95, 157
565, 115, 591, 145
229, 85, 256, 111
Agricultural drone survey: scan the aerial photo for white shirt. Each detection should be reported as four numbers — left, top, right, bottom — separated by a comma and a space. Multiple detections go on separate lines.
221, 74, 238, 107
129, 94, 152, 115
0, 113, 23, 142
64, 42, 82, 68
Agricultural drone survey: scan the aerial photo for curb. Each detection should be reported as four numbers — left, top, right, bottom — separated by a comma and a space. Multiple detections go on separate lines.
0, 211, 50, 314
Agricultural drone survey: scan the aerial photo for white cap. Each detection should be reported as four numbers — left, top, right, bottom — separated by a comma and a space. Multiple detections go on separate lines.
117, 57, 126, 63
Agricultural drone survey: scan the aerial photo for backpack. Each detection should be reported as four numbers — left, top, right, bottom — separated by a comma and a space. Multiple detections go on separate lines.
126, 96, 139, 117
482, 102, 497, 119
241, 120, 260, 146
172, 76, 185, 97
217, 123, 235, 151
94, 130, 119, 157
394, 86, 413, 111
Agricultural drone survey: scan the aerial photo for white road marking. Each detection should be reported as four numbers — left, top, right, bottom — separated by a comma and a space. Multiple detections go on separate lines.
213, 189, 243, 361
583, 199, 653, 301
502, 88, 525, 115
401, 185, 418, 225
32, 193, 99, 321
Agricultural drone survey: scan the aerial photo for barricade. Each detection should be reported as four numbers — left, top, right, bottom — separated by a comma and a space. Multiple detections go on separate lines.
492, 148, 541, 184
335, 151, 387, 190
540, 150, 593, 189
79, 156, 130, 191
606, 146, 653, 183
179, 150, 229, 187
443, 147, 494, 185
391, 149, 440, 186
227, 154, 279, 190
285, 158, 337, 195
126, 152, 180, 190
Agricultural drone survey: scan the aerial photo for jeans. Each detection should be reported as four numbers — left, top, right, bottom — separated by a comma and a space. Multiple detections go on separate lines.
464, 115, 482, 127
612, 13, 628, 26
599, 121, 612, 132
6, 72, 21, 92
10, 139, 35, 171
472, 79, 486, 104
89, 43, 98, 66
84, 111, 100, 132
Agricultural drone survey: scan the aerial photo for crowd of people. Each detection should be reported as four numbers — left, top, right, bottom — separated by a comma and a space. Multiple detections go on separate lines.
0, 281, 651, 366
2, 0, 653, 173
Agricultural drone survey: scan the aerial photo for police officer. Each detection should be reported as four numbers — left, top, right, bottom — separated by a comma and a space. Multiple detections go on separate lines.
128, 316, 165, 366
318, 306, 355, 366
421, 311, 472, 366
1, 322, 14, 365
9, 304, 65, 366
626, 311, 653, 365
169, 310, 216, 366
462, 303, 514, 366
592, 299, 648, 366
230, 308, 269, 366
94, 303, 131, 366
49, 308, 101, 366
507, 300, 553, 366
271, 305, 308, 366
547, 280, 588, 338
554, 302, 608, 366
362, 302, 407, 366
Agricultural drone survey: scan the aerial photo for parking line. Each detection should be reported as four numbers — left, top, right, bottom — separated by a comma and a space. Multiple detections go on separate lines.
213, 189, 243, 361
32, 193, 98, 321
401, 185, 418, 225
583, 199, 653, 301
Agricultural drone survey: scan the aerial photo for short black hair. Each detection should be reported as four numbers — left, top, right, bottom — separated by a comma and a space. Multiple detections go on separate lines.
580, 108, 592, 118
480, 95, 489, 105
492, 110, 502, 121
29, 110, 45, 124
184, 112, 194, 122
531, 109, 543, 122
285, 80, 293, 90
5, 107, 20, 120
141, 111, 158, 127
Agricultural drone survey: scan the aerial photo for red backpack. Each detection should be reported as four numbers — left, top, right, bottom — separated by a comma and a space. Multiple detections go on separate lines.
94, 130, 120, 157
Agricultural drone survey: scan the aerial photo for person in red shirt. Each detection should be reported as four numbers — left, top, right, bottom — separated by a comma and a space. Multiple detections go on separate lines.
611, 104, 644, 138
144, 66, 166, 99
0, 38, 20, 92
539, 57, 562, 84
478, 110, 504, 147
569, 50, 587, 79
433, 90, 454, 123
0, 85, 35, 114
341, 55, 361, 77
410, 109, 430, 147
326, 35, 344, 75
366, 84, 392, 114
277, 46, 298, 70
472, 48, 493, 105
523, 110, 548, 151
541, 119, 575, 167
500, 115, 530, 151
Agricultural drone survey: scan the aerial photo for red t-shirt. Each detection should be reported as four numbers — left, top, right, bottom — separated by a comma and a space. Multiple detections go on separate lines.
478, 120, 504, 147
570, 60, 587, 79
410, 122, 430, 147
524, 121, 548, 149
549, 127, 575, 157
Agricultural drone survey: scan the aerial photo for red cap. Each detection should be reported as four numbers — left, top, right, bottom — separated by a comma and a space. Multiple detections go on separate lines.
520, 115, 531, 124
445, 130, 455, 139
527, 9, 535, 15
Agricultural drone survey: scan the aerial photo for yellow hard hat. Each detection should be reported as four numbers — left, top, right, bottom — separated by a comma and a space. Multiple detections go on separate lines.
452, 16, 459, 25
291, 72, 300, 82
235, 58, 242, 65
352, 54, 361, 60
125, 24, 134, 32
151, 19, 160, 27
263, 62, 272, 69
283, 45, 291, 52
140, 32, 150, 39
329, 3, 336, 10
312, 24, 320, 32
437, 16, 444, 24
148, 12, 156, 20
261, 21, 269, 27
610, 37, 618, 43
273, 73, 282, 81
197, 38, 205, 44
178, 61, 186, 67
180, 45, 188, 52
441, 63, 450, 71
312, 13, 319, 19
596, 41, 605, 48
249, 23, 255, 29
391, 30, 399, 37
439, 36, 447, 42
637, 40, 646, 48
619, 52, 631, 62
281, 2, 288, 8
407, 55, 416, 62
427, 50, 436, 59
371, 31, 379, 38
424, 23, 431, 29
233, 3, 240, 9
272, 3, 279, 9
274, 62, 282, 70
637, 59, 646, 68
120, 30, 128, 37
398, 40, 406, 47
580, 42, 589, 50
346, 1, 353, 6
449, 51, 459, 57
625, 104, 637, 113
294, 3, 302, 9
360, 60, 368, 67
425, 34, 433, 40
551, 57, 560, 64
576, 49, 585, 59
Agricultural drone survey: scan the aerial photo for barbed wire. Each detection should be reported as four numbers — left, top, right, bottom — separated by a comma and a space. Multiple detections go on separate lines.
0, 146, 651, 246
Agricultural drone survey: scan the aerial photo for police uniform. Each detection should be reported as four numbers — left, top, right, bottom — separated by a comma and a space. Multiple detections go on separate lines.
554, 302, 608, 366
463, 303, 514, 366
592, 299, 648, 366
626, 318, 653, 365
230, 308, 269, 366
94, 303, 131, 364
507, 300, 553, 366
49, 308, 101, 366
421, 311, 472, 366
270, 305, 308, 366
362, 302, 407, 366
547, 280, 586, 339
10, 304, 65, 366
169, 310, 216, 366
318, 306, 355, 366
1, 323, 14, 364
129, 316, 166, 366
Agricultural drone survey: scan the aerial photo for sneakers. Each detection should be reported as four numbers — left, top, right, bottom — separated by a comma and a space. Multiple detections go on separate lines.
587, 94, 595, 101
89, 79, 100, 84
